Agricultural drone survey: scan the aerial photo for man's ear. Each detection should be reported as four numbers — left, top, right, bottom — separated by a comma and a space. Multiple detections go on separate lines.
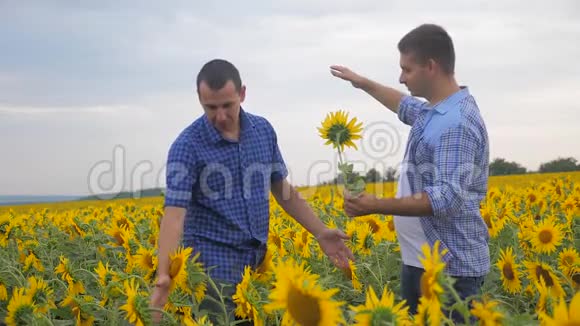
239, 85, 247, 102
427, 58, 437, 73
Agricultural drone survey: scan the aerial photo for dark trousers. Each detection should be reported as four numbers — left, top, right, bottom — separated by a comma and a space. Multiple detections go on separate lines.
400, 264, 485, 324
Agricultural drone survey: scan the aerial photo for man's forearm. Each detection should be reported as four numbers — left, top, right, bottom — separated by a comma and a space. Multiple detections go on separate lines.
276, 187, 326, 238
374, 192, 433, 217
156, 208, 186, 277
359, 77, 405, 114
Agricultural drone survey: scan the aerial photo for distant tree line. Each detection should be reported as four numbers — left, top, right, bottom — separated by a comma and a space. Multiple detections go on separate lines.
489, 157, 580, 176
80, 188, 164, 201
319, 167, 399, 186
318, 156, 580, 185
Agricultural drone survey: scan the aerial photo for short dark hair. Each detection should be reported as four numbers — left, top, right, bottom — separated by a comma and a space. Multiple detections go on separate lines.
398, 24, 455, 75
196, 59, 242, 93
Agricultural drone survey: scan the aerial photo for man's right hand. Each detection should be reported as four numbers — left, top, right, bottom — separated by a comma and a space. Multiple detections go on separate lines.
150, 273, 171, 324
330, 65, 367, 89
330, 64, 404, 114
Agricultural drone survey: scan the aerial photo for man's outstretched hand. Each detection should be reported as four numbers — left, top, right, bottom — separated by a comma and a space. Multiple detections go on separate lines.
330, 65, 366, 89
316, 227, 355, 269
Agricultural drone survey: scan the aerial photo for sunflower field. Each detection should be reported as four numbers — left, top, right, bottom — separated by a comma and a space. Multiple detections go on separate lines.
1, 170, 579, 325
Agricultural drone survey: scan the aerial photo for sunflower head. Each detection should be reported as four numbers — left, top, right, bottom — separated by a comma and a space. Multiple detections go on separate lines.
168, 246, 193, 291
470, 296, 504, 326
24, 252, 44, 272
496, 247, 522, 294
0, 283, 8, 301
186, 255, 208, 303
419, 241, 448, 275
318, 110, 363, 151
95, 261, 118, 288
55, 255, 74, 284
355, 222, 375, 256
384, 215, 397, 242
539, 290, 580, 325
27, 276, 54, 313
256, 249, 275, 282
233, 266, 264, 323
351, 286, 410, 325
6, 287, 37, 326
418, 241, 448, 307
558, 247, 579, 275
523, 260, 565, 297
342, 260, 362, 292
120, 278, 151, 326
530, 217, 563, 254
570, 267, 580, 290
416, 295, 443, 326
134, 246, 158, 280
265, 259, 345, 326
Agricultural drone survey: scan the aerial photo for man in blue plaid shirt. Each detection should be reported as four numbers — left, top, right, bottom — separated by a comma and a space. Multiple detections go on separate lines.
151, 59, 354, 323
332, 24, 490, 322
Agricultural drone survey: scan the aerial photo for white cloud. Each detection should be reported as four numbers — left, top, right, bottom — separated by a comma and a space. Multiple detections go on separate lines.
1, 0, 579, 195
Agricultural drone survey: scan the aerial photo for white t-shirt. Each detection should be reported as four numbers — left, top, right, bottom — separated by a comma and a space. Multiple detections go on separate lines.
393, 165, 429, 268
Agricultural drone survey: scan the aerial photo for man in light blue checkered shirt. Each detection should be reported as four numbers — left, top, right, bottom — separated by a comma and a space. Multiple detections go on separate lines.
150, 59, 354, 324
332, 24, 490, 323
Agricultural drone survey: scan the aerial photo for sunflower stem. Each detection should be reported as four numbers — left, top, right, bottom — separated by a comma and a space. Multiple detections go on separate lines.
445, 277, 472, 324
47, 277, 69, 292
375, 244, 384, 286
362, 262, 382, 291
337, 146, 344, 167
1, 265, 26, 287
75, 267, 101, 285
206, 276, 230, 324
38, 313, 56, 326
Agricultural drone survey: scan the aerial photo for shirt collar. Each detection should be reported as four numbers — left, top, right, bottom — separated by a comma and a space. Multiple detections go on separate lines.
203, 107, 255, 144
431, 86, 470, 115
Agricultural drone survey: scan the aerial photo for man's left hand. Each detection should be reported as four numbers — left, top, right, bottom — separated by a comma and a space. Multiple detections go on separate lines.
343, 192, 379, 217
316, 228, 354, 269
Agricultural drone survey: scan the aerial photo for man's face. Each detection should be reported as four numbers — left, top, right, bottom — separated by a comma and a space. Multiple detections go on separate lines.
399, 52, 431, 98
198, 80, 245, 133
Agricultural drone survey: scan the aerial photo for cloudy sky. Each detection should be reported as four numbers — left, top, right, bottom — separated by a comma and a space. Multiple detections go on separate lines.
1, 0, 579, 196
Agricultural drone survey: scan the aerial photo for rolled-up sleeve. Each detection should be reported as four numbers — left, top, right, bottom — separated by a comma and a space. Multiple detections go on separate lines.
164, 139, 197, 208
398, 95, 428, 126
423, 125, 480, 218
270, 129, 288, 183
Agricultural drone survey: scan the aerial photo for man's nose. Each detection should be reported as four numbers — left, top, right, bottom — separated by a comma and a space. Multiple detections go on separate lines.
216, 108, 227, 122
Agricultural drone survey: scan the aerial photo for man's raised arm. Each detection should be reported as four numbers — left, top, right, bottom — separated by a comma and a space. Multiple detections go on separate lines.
330, 65, 404, 114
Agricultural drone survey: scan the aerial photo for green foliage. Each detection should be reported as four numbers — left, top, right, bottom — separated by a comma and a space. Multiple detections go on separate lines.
489, 158, 527, 176
338, 163, 366, 196
365, 168, 383, 183
539, 157, 580, 173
